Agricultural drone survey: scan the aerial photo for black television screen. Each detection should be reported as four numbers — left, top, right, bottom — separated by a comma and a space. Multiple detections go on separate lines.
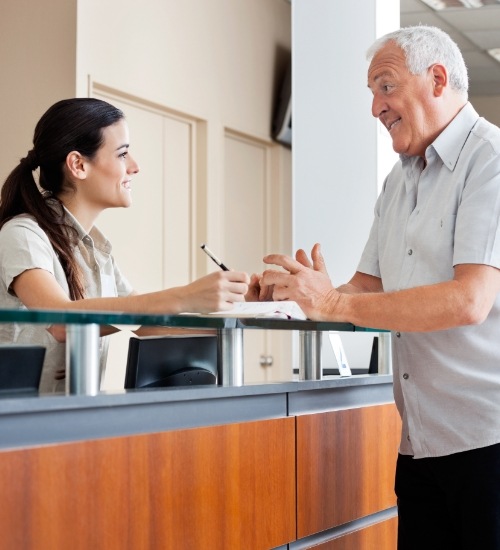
124, 335, 218, 389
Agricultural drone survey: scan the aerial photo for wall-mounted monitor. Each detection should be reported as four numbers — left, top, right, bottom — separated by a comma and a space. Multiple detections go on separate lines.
272, 58, 292, 147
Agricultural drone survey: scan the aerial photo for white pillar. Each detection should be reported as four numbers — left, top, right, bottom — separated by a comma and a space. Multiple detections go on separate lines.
293, 0, 399, 282
292, 0, 399, 369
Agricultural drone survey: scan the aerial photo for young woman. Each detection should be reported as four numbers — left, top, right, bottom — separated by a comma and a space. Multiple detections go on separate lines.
0, 98, 251, 393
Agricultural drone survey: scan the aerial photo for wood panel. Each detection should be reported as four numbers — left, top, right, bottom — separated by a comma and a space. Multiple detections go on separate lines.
297, 403, 400, 538
308, 516, 398, 550
0, 417, 296, 550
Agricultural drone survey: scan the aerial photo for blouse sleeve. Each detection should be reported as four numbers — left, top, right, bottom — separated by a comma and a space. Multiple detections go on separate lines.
0, 217, 57, 295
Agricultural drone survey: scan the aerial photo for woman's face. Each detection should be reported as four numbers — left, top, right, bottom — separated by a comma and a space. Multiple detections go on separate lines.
81, 119, 140, 211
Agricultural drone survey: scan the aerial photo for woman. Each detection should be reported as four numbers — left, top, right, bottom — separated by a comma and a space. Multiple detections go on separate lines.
0, 98, 250, 393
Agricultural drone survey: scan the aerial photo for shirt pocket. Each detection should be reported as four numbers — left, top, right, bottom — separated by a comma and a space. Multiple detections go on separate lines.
417, 214, 456, 282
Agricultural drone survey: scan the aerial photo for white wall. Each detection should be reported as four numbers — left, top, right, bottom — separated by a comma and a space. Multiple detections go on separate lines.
293, 0, 399, 286
292, 0, 399, 370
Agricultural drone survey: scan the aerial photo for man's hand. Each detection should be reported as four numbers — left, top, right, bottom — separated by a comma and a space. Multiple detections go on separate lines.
262, 243, 343, 321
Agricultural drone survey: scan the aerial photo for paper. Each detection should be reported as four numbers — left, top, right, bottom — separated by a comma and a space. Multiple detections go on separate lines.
209, 301, 307, 320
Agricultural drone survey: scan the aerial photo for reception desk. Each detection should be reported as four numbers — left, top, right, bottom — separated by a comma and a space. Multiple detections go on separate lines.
0, 310, 399, 549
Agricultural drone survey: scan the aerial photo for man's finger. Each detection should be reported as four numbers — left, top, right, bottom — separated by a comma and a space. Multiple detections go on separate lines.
263, 254, 303, 275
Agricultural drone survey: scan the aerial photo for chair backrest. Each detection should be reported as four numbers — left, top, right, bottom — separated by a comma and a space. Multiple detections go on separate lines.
124, 335, 218, 389
0, 345, 45, 395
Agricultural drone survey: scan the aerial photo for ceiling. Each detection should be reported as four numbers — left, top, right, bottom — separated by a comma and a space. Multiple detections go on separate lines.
400, 0, 500, 95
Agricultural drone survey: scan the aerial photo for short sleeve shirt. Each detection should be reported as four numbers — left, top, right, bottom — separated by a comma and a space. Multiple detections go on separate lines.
358, 103, 500, 458
0, 209, 133, 394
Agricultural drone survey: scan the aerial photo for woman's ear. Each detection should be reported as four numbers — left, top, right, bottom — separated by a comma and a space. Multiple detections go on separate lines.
431, 63, 448, 97
65, 151, 87, 180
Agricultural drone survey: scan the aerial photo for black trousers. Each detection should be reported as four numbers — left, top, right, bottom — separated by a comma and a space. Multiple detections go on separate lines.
395, 443, 500, 550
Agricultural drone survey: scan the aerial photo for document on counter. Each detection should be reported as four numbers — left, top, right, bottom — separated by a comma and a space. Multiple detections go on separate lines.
208, 301, 307, 320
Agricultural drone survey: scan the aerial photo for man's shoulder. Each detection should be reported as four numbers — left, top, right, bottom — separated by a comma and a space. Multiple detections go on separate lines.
472, 116, 500, 153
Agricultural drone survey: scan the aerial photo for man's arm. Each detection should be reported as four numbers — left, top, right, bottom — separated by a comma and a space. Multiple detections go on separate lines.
336, 263, 500, 331
262, 244, 500, 332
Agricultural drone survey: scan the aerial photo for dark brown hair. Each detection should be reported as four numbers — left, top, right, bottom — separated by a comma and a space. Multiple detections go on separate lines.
0, 98, 124, 300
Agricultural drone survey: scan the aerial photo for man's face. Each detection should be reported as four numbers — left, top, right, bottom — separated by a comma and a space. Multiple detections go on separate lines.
368, 42, 438, 158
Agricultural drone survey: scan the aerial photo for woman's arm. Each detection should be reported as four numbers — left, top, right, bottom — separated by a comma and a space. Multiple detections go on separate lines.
12, 267, 250, 315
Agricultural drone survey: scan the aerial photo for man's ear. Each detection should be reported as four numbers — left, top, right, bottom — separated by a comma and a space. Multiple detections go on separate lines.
430, 63, 448, 97
65, 151, 87, 180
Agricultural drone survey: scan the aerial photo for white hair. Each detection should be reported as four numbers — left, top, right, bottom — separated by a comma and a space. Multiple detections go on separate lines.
367, 25, 468, 96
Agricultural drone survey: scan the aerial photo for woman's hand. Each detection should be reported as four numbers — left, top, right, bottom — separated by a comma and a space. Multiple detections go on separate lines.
245, 273, 274, 302
175, 270, 250, 313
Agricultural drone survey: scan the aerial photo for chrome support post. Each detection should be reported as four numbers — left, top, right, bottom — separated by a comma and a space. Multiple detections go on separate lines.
66, 323, 100, 395
299, 330, 322, 380
217, 328, 244, 386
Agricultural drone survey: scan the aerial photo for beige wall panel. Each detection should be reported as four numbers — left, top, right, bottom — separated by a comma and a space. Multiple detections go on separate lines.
0, 0, 77, 184
223, 133, 267, 273
163, 117, 194, 287
224, 133, 267, 382
76, 0, 291, 140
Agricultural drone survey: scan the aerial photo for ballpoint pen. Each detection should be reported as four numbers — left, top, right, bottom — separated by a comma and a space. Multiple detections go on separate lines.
200, 244, 230, 271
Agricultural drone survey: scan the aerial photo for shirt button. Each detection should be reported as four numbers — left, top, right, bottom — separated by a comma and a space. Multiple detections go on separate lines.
396, 332, 401, 338
408, 249, 413, 255
403, 373, 409, 380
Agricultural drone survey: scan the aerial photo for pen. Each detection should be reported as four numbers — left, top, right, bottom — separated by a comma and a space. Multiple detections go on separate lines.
200, 243, 230, 271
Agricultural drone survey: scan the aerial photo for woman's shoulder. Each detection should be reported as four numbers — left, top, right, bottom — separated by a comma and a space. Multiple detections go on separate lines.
0, 215, 48, 241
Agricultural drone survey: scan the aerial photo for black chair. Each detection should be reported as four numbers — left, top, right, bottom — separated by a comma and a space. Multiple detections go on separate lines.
0, 345, 45, 395
124, 335, 218, 389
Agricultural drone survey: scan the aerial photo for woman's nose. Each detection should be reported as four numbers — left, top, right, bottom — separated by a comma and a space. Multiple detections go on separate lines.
127, 154, 140, 174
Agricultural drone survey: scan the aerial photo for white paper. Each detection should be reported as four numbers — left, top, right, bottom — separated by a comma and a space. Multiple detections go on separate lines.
209, 301, 307, 320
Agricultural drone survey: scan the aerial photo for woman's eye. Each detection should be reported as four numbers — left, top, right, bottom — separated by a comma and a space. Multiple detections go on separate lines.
119, 151, 128, 158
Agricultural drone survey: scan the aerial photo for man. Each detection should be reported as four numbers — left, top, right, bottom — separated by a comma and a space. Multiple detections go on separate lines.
262, 26, 500, 549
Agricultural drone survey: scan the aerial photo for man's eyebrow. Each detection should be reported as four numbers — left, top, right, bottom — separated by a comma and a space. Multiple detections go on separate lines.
367, 71, 393, 88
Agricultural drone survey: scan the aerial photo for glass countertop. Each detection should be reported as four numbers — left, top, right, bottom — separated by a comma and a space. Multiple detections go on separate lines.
0, 308, 384, 333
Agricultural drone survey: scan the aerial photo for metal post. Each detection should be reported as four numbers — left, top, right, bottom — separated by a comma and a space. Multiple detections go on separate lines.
299, 330, 322, 380
66, 323, 100, 395
217, 328, 244, 386
377, 332, 393, 374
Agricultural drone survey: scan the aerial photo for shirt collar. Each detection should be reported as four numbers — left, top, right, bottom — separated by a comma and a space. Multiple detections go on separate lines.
428, 102, 479, 172
62, 206, 112, 254
400, 102, 479, 172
